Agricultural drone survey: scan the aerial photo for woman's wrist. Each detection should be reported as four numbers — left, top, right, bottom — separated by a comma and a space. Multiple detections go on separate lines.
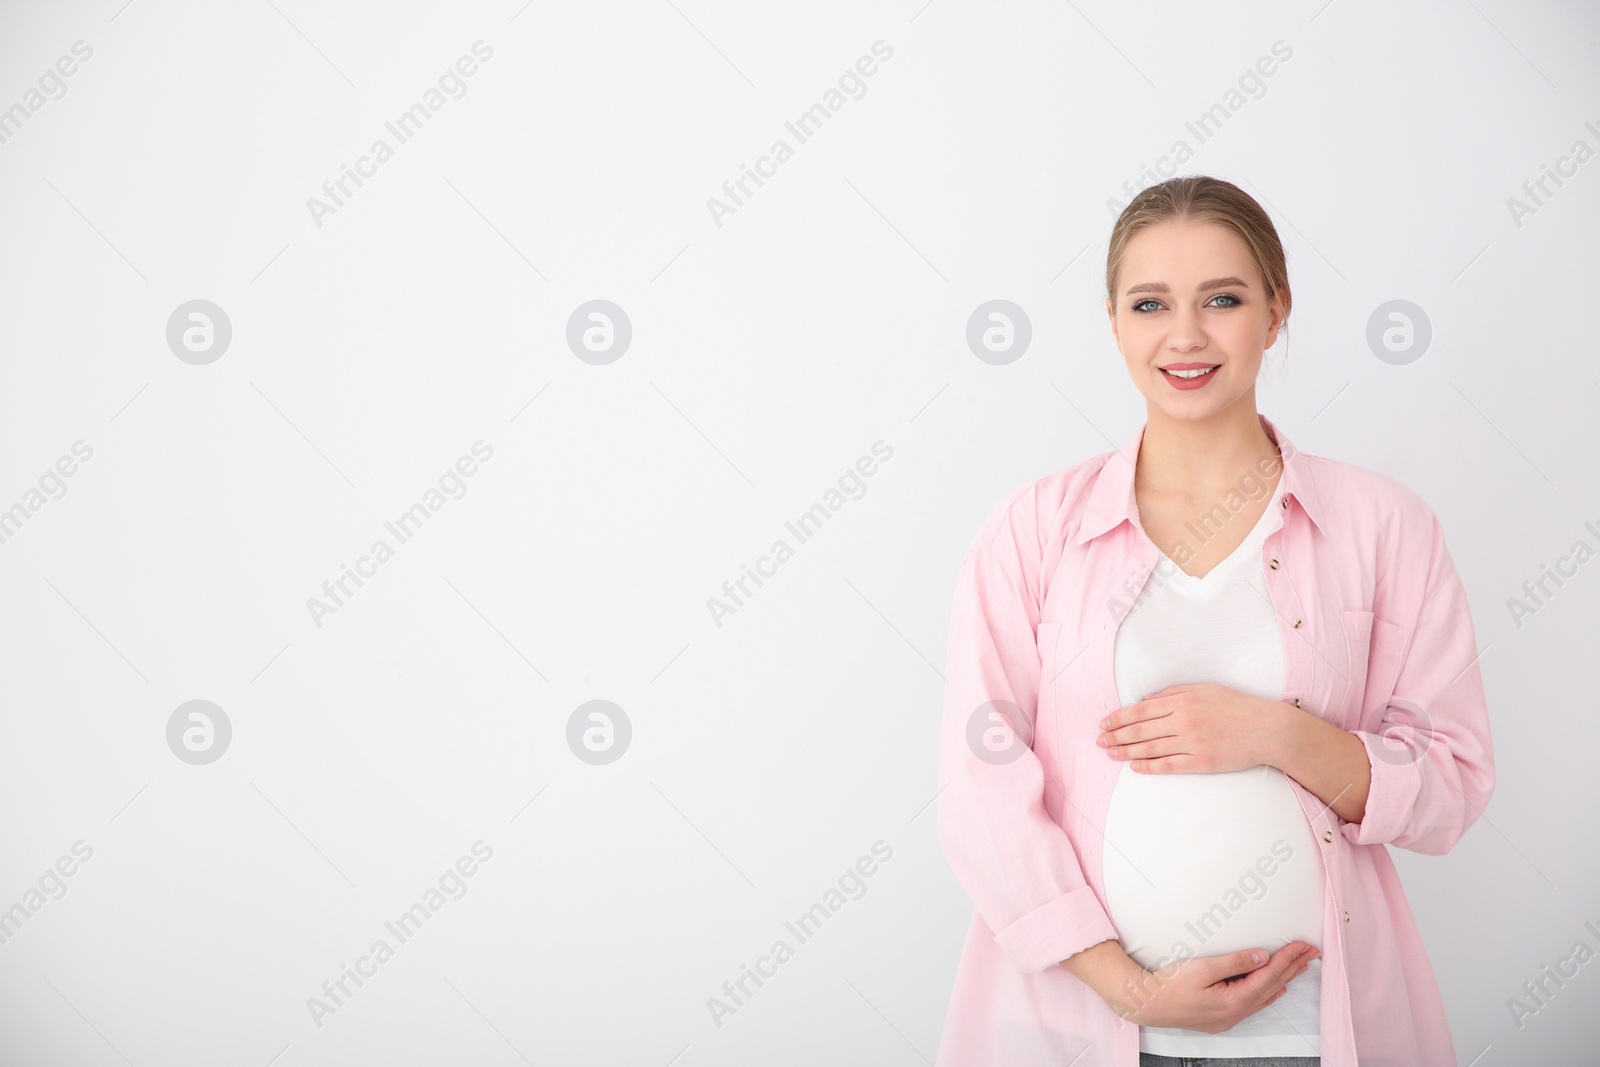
1254, 694, 1303, 769
1059, 938, 1143, 1010
1261, 697, 1373, 823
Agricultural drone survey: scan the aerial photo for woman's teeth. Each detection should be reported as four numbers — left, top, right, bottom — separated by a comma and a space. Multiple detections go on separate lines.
1164, 366, 1216, 379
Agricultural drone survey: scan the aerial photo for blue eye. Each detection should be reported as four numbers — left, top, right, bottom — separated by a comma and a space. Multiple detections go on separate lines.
1130, 294, 1241, 313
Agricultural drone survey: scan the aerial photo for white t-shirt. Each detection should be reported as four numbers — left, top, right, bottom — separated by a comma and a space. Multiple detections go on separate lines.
1104, 481, 1325, 1058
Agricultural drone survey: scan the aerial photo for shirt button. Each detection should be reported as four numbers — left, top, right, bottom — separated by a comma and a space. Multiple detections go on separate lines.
1322, 830, 1333, 842
1269, 559, 1279, 569
1343, 910, 1350, 923
1281, 496, 1289, 508
1292, 698, 1302, 708
1292, 619, 1302, 628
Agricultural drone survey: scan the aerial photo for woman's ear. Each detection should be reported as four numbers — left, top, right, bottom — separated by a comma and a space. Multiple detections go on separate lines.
1264, 296, 1287, 346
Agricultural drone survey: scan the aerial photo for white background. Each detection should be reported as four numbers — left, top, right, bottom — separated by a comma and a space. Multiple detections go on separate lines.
0, 0, 1596, 1063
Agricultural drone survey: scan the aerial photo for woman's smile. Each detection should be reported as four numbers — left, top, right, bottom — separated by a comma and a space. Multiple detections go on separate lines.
1159, 361, 1221, 389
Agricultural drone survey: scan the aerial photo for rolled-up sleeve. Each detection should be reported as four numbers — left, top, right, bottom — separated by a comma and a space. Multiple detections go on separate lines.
1341, 508, 1496, 855
936, 499, 1119, 973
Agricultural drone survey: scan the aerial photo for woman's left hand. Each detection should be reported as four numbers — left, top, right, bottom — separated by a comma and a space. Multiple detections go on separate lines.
1096, 683, 1291, 774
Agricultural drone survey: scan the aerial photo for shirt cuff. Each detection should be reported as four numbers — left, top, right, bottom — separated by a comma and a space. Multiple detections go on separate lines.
995, 884, 1121, 973
1340, 728, 1424, 846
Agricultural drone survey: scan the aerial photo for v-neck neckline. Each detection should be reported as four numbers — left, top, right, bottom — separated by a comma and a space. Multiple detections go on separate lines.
1156, 488, 1282, 584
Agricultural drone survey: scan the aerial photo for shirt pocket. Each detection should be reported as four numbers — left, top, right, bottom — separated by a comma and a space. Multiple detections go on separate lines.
1338, 609, 1411, 730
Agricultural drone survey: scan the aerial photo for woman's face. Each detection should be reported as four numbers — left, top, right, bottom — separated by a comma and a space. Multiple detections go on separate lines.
1105, 219, 1285, 422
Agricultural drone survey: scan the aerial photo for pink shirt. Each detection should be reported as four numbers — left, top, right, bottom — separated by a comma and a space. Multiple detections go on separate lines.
935, 413, 1496, 1066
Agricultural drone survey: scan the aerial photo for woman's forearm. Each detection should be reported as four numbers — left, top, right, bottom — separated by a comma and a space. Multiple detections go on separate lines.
1265, 699, 1372, 825
1060, 939, 1145, 1013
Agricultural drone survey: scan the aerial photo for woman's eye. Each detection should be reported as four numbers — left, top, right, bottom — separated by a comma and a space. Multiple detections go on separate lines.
1130, 294, 1239, 313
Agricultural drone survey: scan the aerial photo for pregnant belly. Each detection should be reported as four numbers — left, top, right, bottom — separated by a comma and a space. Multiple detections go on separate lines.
1101, 762, 1325, 974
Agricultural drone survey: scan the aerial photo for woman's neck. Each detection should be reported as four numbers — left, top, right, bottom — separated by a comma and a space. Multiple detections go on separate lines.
1135, 403, 1280, 499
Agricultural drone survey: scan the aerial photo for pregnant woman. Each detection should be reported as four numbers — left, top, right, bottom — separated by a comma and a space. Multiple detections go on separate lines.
934, 175, 1495, 1067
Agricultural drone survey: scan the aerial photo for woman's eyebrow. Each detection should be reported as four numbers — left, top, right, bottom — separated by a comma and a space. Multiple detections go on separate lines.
1123, 276, 1250, 296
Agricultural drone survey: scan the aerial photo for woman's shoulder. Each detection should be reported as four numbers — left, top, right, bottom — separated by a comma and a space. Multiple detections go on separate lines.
1294, 449, 1464, 608
1297, 449, 1444, 533
964, 450, 1117, 555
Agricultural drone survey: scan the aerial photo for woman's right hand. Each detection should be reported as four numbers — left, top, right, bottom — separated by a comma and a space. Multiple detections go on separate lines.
1109, 942, 1321, 1033
1062, 939, 1320, 1033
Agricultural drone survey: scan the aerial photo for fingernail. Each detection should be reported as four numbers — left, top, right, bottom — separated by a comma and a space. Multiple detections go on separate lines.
1252, 951, 1264, 964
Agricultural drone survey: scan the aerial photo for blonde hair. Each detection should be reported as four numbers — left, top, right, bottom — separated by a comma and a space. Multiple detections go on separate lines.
1106, 176, 1291, 350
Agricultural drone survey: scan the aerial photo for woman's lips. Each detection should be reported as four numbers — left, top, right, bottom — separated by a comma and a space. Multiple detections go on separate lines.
1159, 363, 1219, 390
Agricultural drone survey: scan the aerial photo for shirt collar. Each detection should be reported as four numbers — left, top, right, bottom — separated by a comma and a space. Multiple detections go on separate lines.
1070, 412, 1327, 545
